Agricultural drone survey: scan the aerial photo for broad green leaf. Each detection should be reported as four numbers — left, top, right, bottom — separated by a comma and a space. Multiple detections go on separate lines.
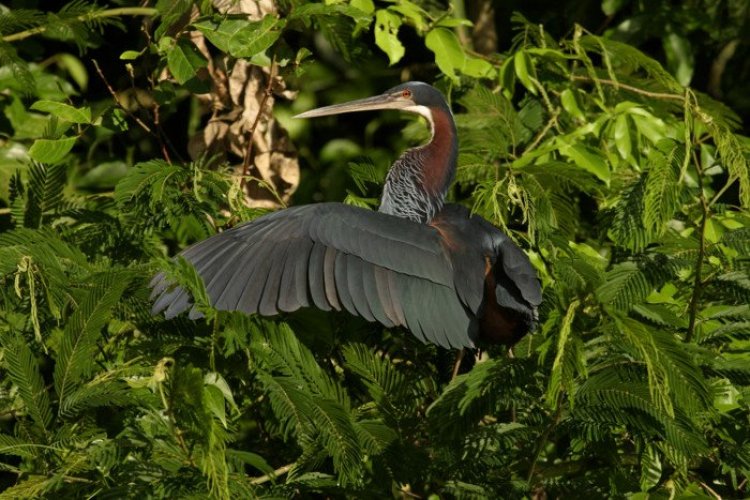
167, 39, 207, 84
227, 16, 286, 58
631, 111, 667, 144
205, 372, 238, 412
705, 218, 722, 243
613, 114, 632, 160
119, 50, 141, 60
28, 137, 76, 164
436, 17, 473, 28
374, 10, 405, 65
56, 54, 88, 91
513, 51, 537, 95
462, 56, 496, 79
558, 140, 610, 183
30, 100, 91, 124
350, 0, 375, 14
663, 31, 694, 86
76, 161, 129, 189
425, 28, 464, 81
561, 89, 584, 120
388, 0, 428, 32
602, 0, 629, 16
193, 19, 245, 53
204, 385, 228, 427
499, 56, 516, 94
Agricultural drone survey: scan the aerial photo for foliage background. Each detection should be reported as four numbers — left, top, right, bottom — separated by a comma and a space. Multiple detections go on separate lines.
1, 0, 750, 498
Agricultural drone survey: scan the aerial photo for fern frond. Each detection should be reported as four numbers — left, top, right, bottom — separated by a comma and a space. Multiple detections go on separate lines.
643, 139, 682, 234
427, 357, 537, 443
597, 262, 651, 311
309, 396, 363, 485
53, 271, 133, 406
609, 174, 650, 251
342, 343, 407, 408
0, 333, 52, 437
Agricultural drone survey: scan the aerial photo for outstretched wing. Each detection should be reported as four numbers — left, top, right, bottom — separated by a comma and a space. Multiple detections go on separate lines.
150, 203, 480, 348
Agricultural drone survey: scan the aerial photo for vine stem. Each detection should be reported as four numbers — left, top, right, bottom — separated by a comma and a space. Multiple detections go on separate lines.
2, 7, 159, 43
686, 150, 708, 343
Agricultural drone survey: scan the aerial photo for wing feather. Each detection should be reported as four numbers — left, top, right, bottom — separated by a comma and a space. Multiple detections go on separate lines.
150, 203, 486, 348
308, 242, 332, 311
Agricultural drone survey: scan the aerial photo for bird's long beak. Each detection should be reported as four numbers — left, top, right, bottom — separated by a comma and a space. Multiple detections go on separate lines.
294, 92, 411, 119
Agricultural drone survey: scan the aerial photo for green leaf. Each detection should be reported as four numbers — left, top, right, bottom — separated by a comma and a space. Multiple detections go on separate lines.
350, 0, 375, 14
644, 139, 682, 233
425, 28, 465, 81
226, 16, 286, 59
30, 100, 91, 123
597, 262, 650, 310
463, 56, 496, 79
662, 31, 694, 86
193, 19, 246, 53
558, 140, 610, 183
374, 10, 405, 65
388, 0, 428, 32
167, 38, 207, 84
56, 54, 88, 91
513, 51, 537, 95
613, 114, 632, 160
601, 0, 629, 16
119, 50, 141, 60
28, 137, 76, 164
561, 89, 584, 120
204, 384, 228, 428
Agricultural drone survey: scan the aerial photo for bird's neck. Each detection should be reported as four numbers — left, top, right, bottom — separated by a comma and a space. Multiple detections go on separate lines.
379, 106, 457, 224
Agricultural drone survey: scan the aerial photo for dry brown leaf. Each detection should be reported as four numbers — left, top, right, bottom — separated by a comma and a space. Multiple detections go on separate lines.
185, 0, 300, 208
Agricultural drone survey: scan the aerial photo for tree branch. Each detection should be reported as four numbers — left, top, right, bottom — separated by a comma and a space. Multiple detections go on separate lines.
571, 75, 684, 102
250, 463, 294, 485
2, 7, 158, 43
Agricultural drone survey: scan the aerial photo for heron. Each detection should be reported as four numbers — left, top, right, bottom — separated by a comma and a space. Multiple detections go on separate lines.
150, 81, 542, 349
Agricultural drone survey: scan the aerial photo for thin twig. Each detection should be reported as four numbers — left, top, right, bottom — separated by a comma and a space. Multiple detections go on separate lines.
3, 7, 158, 42
699, 480, 722, 500
527, 396, 563, 485
570, 75, 685, 101
92, 59, 173, 164
250, 463, 294, 485
241, 59, 277, 190
709, 175, 738, 207
524, 109, 560, 154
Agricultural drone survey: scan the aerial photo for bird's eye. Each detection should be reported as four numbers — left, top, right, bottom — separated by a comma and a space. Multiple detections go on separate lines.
401, 89, 412, 98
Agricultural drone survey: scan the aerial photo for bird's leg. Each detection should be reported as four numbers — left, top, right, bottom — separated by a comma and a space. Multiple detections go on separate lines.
451, 348, 465, 381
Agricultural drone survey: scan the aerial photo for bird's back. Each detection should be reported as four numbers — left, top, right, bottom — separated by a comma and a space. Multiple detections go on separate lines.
429, 204, 542, 345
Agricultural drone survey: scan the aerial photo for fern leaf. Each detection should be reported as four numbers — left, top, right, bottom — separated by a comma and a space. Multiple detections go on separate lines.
309, 396, 363, 485
1, 333, 52, 437
547, 300, 584, 407
644, 139, 682, 234
3, 335, 52, 436
53, 272, 132, 406
342, 343, 407, 407
597, 262, 651, 311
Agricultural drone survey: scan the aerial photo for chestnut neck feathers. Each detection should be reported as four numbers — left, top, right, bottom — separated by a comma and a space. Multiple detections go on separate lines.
378, 104, 458, 224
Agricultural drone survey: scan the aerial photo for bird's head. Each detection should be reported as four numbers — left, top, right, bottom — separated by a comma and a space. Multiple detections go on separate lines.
294, 81, 451, 131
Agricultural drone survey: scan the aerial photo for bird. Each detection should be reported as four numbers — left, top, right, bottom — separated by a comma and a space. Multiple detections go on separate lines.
150, 81, 542, 349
